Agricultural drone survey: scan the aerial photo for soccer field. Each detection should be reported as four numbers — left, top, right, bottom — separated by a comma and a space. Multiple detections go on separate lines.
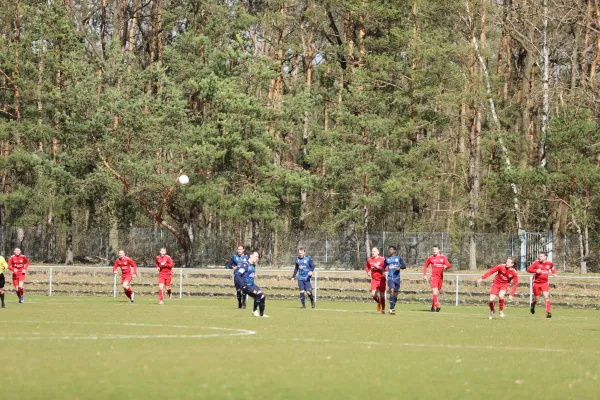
0, 297, 598, 400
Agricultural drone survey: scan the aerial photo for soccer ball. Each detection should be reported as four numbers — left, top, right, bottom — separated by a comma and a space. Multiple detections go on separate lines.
178, 174, 190, 185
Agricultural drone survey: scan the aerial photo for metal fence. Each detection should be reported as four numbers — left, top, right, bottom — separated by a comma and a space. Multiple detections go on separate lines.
1, 226, 593, 272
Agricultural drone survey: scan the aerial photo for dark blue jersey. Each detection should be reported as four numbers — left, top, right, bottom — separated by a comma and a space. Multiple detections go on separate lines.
226, 253, 248, 276
293, 256, 315, 281
239, 262, 256, 287
384, 255, 406, 281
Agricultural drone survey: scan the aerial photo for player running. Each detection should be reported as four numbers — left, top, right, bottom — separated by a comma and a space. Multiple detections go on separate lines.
8, 248, 29, 304
156, 247, 174, 305
238, 251, 269, 317
384, 246, 406, 315
527, 251, 556, 318
477, 256, 519, 319
0, 255, 7, 308
290, 248, 316, 308
113, 250, 138, 303
422, 245, 451, 312
226, 245, 248, 309
365, 247, 386, 314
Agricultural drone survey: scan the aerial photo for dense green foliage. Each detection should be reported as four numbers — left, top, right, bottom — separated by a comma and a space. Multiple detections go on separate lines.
0, 1, 599, 267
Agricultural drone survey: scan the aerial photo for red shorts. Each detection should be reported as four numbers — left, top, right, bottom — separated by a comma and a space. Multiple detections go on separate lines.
490, 283, 509, 296
533, 282, 550, 296
158, 275, 172, 286
430, 276, 443, 290
121, 274, 133, 284
370, 279, 386, 292
12, 273, 25, 286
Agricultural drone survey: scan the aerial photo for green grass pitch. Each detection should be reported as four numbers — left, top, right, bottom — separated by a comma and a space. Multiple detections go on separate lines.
0, 296, 598, 399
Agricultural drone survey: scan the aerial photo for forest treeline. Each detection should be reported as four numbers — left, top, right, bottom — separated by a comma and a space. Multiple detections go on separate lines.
0, 0, 599, 269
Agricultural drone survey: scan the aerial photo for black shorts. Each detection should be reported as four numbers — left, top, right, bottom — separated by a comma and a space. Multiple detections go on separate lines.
0, 273, 5, 288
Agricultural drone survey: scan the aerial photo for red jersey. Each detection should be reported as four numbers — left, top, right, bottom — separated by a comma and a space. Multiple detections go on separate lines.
365, 256, 386, 281
156, 255, 174, 275
8, 255, 29, 274
113, 256, 138, 276
481, 264, 519, 296
527, 260, 555, 284
423, 255, 451, 278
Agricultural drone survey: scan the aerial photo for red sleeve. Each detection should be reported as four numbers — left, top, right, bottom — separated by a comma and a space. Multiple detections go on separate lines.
444, 256, 452, 269
7, 257, 14, 271
365, 260, 371, 274
526, 262, 537, 273
422, 257, 431, 275
481, 265, 500, 280
167, 256, 174, 268
23, 256, 29, 270
155, 256, 160, 269
113, 260, 119, 273
510, 272, 519, 296
549, 262, 556, 274
130, 258, 138, 275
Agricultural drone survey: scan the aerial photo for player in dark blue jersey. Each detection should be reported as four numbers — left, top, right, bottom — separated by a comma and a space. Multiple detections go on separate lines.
239, 251, 269, 318
384, 246, 406, 315
290, 248, 316, 308
226, 245, 249, 308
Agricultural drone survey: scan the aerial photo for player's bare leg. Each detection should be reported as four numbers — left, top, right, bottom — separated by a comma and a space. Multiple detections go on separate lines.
498, 290, 507, 318
158, 282, 165, 305
488, 293, 497, 319
299, 290, 306, 308
543, 291, 551, 318
431, 287, 440, 312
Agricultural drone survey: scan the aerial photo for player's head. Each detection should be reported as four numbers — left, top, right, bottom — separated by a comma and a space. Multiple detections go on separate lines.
298, 248, 306, 258
237, 245, 245, 255
14, 247, 21, 256
433, 245, 441, 255
248, 251, 259, 264
506, 256, 516, 268
118, 250, 125, 258
371, 247, 379, 257
160, 247, 167, 256
538, 252, 547, 262
388, 246, 397, 256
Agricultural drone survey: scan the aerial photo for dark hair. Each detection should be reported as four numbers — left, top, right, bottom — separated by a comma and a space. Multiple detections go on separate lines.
298, 247, 306, 252
507, 256, 516, 264
433, 245, 440, 249
539, 251, 548, 257
389, 246, 397, 251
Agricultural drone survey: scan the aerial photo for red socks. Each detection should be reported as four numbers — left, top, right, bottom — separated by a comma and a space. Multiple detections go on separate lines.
489, 301, 495, 312
167, 289, 172, 296
433, 295, 439, 308
124, 288, 133, 299
159, 289, 164, 301
372, 295, 379, 303
545, 300, 551, 313
499, 299, 505, 311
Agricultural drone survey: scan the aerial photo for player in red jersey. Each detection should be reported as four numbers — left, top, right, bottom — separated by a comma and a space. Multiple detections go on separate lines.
365, 247, 386, 314
422, 245, 451, 312
477, 256, 519, 319
8, 248, 29, 304
113, 250, 138, 303
527, 251, 556, 318
156, 247, 174, 305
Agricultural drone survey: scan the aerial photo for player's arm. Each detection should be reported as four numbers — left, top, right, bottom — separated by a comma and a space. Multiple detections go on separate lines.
225, 256, 234, 269
308, 258, 315, 277
167, 256, 174, 269
291, 263, 298, 281
130, 258, 137, 277
7, 257, 14, 272
509, 273, 519, 298
422, 257, 431, 280
478, 265, 499, 284
0, 256, 7, 271
365, 260, 371, 277
156, 256, 160, 270
526, 262, 538, 274
444, 257, 452, 270
399, 256, 407, 270
550, 262, 557, 277
112, 260, 119, 274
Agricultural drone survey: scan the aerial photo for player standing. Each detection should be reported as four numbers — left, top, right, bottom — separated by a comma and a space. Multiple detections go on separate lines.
384, 246, 406, 315
113, 250, 138, 303
226, 245, 248, 309
8, 248, 29, 304
365, 247, 386, 314
0, 255, 7, 308
422, 245, 451, 312
290, 248, 316, 308
156, 247, 174, 305
239, 251, 269, 317
527, 251, 556, 318
476, 256, 519, 319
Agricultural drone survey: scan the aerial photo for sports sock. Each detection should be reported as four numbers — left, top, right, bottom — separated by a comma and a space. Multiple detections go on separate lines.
390, 296, 397, 310
545, 300, 551, 313
381, 296, 385, 310
489, 301, 495, 312
253, 296, 259, 312
307, 292, 314, 301
159, 289, 164, 301
531, 300, 537, 308
167, 288, 172, 296
300, 292, 305, 306
259, 297, 266, 316
236, 289, 242, 306
124, 288, 131, 299
15, 289, 20, 299
433, 294, 439, 308
499, 299, 505, 311
372, 295, 379, 303
0, 292, 4, 305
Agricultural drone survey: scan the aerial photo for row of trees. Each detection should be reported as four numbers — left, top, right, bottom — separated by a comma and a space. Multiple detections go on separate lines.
0, 0, 599, 269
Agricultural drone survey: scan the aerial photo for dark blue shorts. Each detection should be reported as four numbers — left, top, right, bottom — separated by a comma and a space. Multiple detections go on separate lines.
234, 275, 244, 290
298, 279, 312, 292
388, 279, 400, 291
243, 284, 262, 297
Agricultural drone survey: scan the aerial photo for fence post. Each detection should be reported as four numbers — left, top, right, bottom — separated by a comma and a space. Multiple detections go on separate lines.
441, 232, 445, 254
529, 275, 533, 306
563, 234, 567, 272
179, 268, 183, 299
455, 274, 459, 306
49, 267, 53, 296
113, 273, 117, 297
382, 231, 386, 251
325, 232, 328, 266
520, 230, 527, 271
314, 269, 318, 302
547, 231, 553, 262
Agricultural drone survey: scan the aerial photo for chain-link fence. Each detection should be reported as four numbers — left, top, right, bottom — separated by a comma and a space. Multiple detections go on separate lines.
1, 226, 593, 272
